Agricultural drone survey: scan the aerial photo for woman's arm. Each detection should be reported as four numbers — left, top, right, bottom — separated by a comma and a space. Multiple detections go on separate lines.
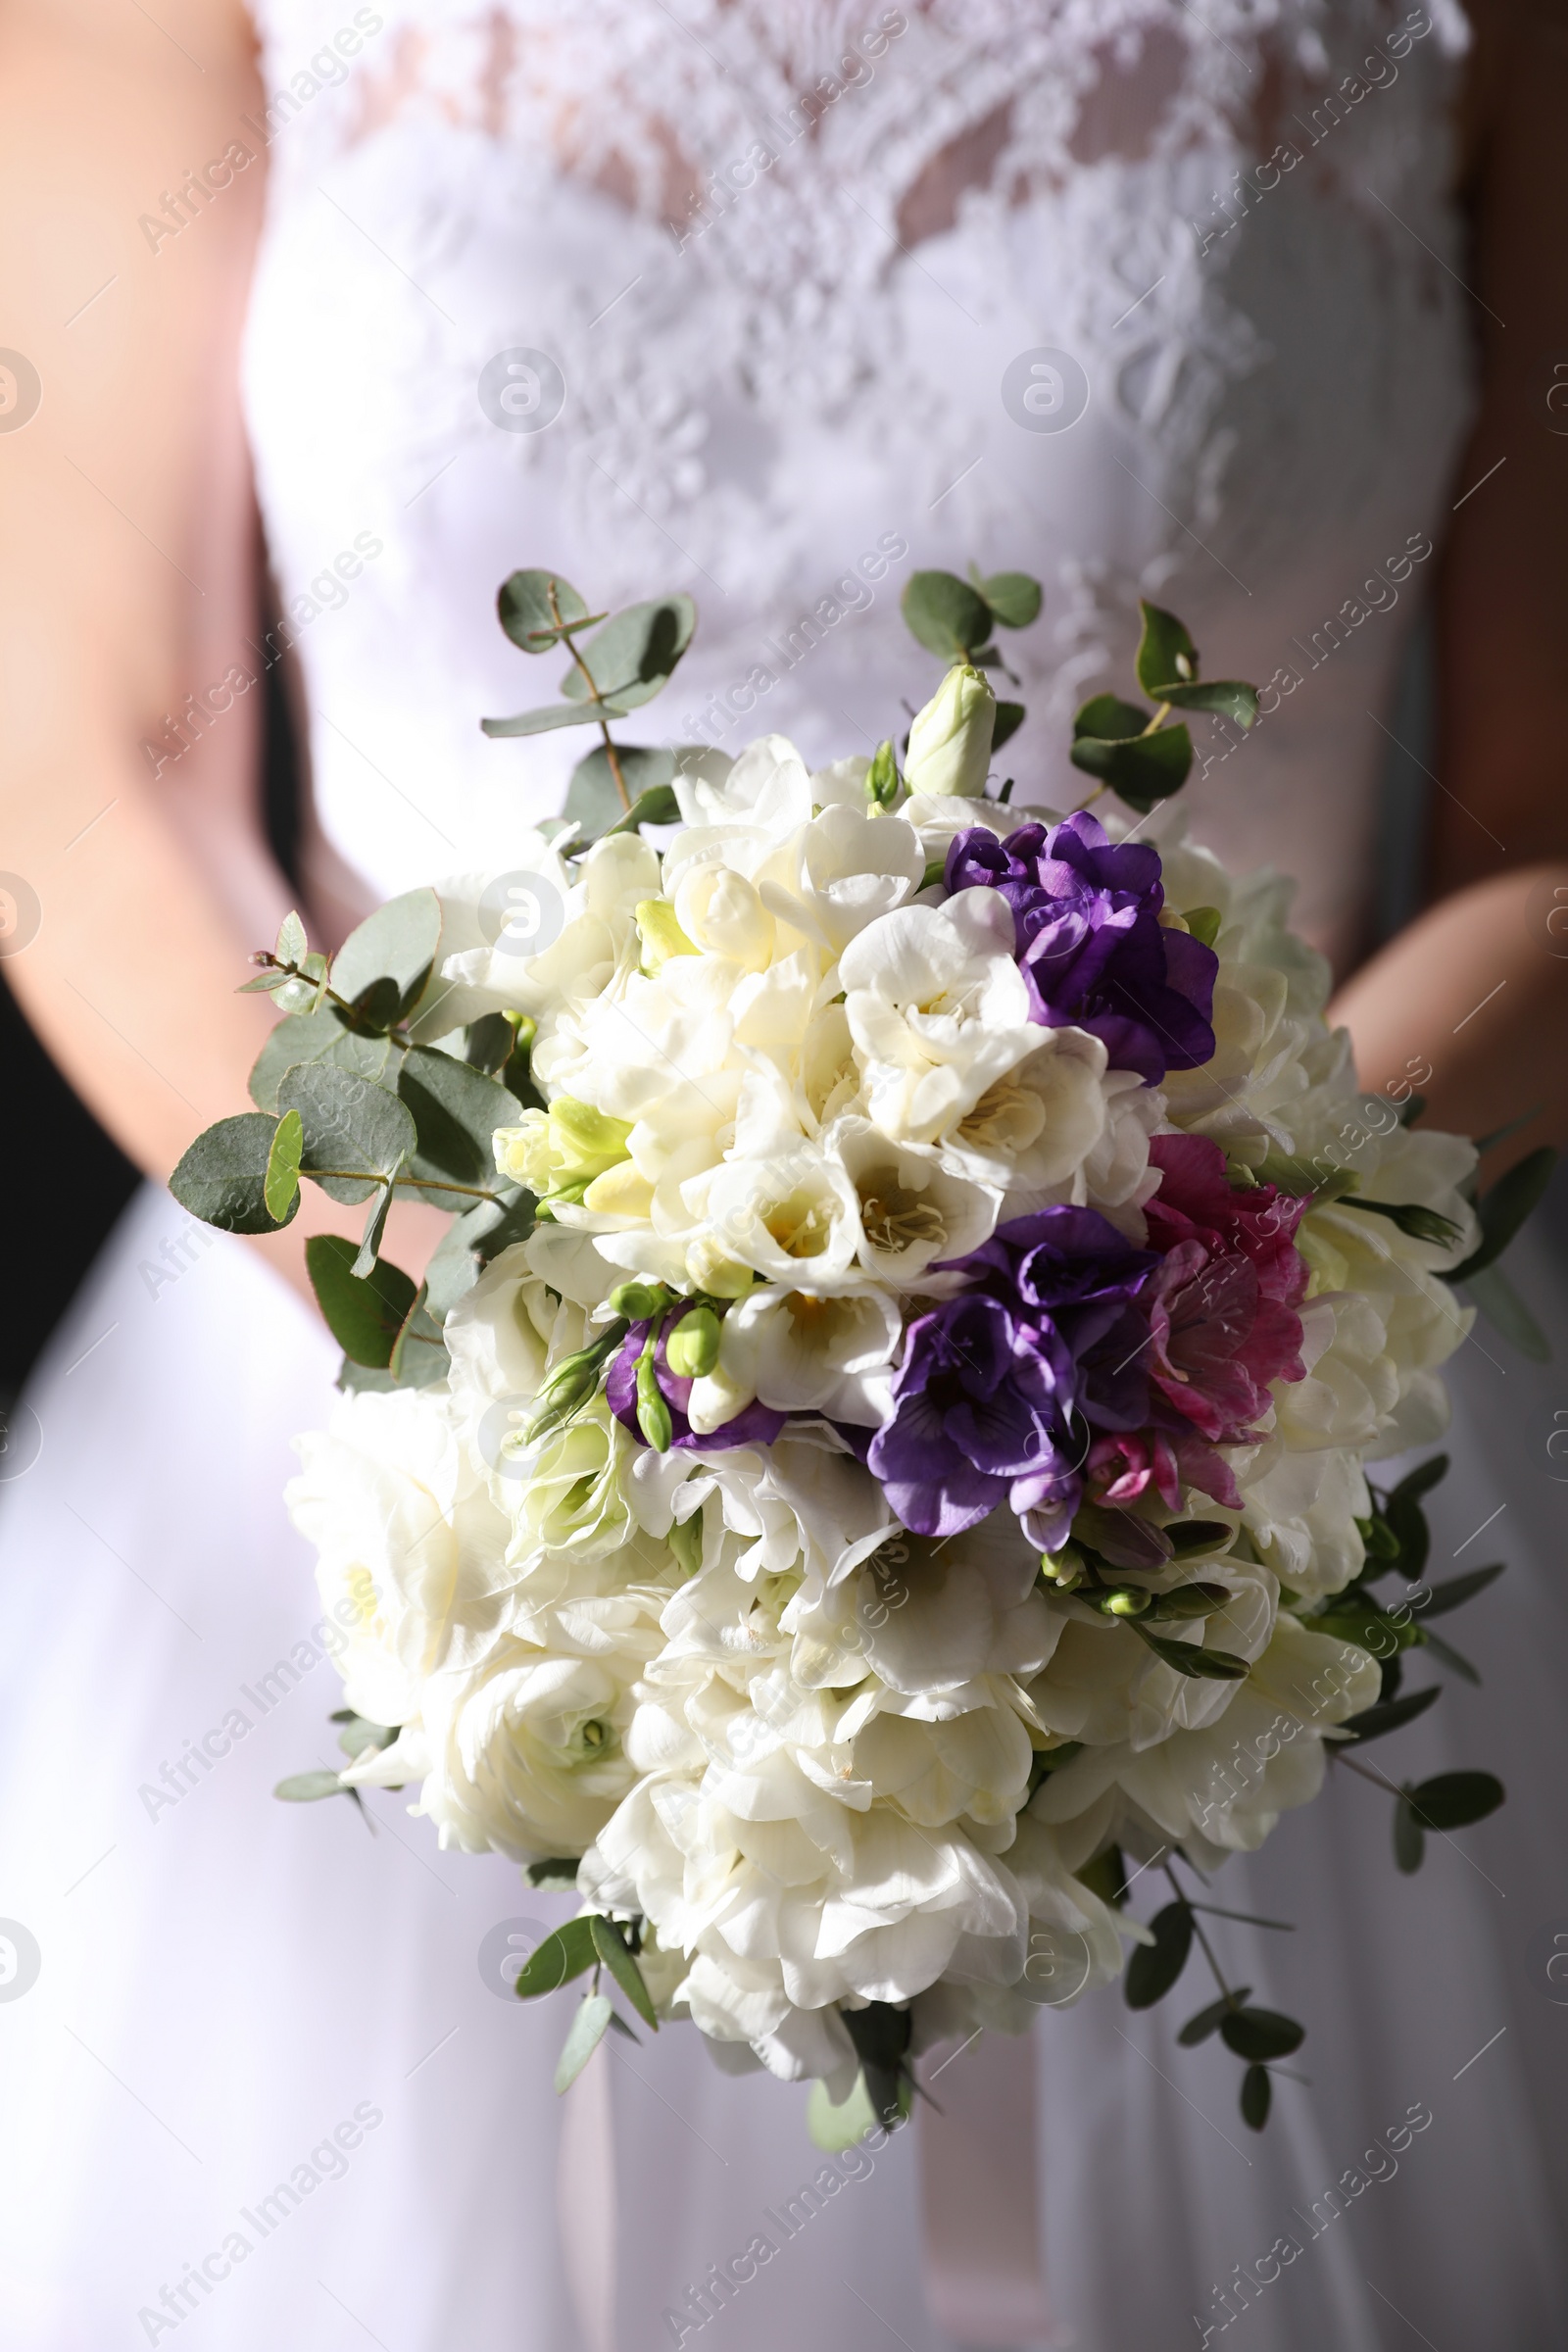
1330, 0, 1568, 1175
0, 0, 439, 1295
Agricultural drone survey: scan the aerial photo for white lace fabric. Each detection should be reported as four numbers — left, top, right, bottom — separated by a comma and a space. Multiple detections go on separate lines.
242, 0, 1476, 961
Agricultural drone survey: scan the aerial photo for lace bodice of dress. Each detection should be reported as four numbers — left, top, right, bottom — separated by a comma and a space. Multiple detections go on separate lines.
241, 0, 1477, 962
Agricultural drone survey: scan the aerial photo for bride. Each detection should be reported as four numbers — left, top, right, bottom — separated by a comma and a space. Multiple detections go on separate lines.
2, 2, 1565, 2345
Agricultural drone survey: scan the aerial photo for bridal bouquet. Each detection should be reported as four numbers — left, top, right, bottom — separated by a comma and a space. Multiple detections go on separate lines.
173, 565, 1542, 2137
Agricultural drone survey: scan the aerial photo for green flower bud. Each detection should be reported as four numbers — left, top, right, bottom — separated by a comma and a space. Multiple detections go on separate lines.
635, 1353, 673, 1452
1041, 1544, 1085, 1590
664, 1305, 720, 1379
904, 662, 996, 799
866, 738, 900, 808
1104, 1588, 1152, 1618
609, 1280, 671, 1322
522, 1320, 628, 1444
1145, 1581, 1230, 1622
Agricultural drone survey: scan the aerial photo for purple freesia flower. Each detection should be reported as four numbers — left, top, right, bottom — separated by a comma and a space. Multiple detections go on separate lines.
607, 1321, 786, 1453
867, 1207, 1159, 1543
945, 810, 1216, 1084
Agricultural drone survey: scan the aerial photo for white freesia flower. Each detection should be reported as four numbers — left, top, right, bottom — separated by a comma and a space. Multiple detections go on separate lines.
698, 1281, 902, 1427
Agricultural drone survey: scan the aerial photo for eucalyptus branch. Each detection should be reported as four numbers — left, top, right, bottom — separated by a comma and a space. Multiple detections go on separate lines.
1163, 1859, 1235, 2003
308, 1168, 507, 1203
550, 579, 630, 811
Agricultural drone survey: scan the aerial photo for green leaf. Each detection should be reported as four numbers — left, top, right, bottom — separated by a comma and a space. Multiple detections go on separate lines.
423, 1186, 538, 1323
991, 700, 1026, 751
514, 1916, 598, 2000
249, 1006, 397, 1113
901, 569, 993, 662
560, 595, 697, 709
1069, 722, 1194, 812
497, 567, 590, 652
589, 1914, 659, 2031
526, 1858, 582, 1891
563, 743, 681, 838
263, 1107, 304, 1224
1178, 1988, 1253, 2046
1219, 2006, 1304, 2062
336, 1714, 398, 1760
1406, 1770, 1504, 1830
1311, 1597, 1420, 1656
171, 1112, 300, 1235
1135, 600, 1200, 696
1416, 1561, 1505, 1620
1185, 906, 1222, 950
600, 783, 682, 839
1419, 1627, 1481, 1685
1447, 1146, 1558, 1281
481, 698, 637, 738
275, 908, 308, 967
1340, 1686, 1442, 1742
554, 1992, 613, 2091
1472, 1105, 1543, 1158
278, 1063, 417, 1206
1387, 1454, 1449, 1510
330, 889, 443, 1027
305, 1236, 417, 1368
1395, 1794, 1425, 1873
1134, 1625, 1250, 1680
1073, 692, 1151, 742
1462, 1260, 1551, 1361
1124, 1902, 1194, 2009
1074, 1844, 1128, 1908
274, 1769, 346, 1801
1158, 679, 1259, 728
1241, 2064, 1272, 2131
968, 567, 1043, 629
387, 1286, 451, 1389
397, 1046, 518, 1208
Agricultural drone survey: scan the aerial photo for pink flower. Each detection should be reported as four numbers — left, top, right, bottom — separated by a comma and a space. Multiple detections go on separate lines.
1141, 1135, 1309, 1453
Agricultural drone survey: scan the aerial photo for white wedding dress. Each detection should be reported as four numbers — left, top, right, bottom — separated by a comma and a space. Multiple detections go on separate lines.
4, 4, 1567, 2347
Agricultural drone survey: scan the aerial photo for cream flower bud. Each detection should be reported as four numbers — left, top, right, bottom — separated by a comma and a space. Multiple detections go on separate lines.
904, 662, 996, 799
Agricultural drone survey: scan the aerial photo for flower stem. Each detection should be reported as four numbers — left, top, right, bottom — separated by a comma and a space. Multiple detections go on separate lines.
550, 580, 630, 810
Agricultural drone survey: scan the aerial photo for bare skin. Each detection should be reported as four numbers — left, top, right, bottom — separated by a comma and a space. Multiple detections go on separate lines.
0, 0, 1562, 1327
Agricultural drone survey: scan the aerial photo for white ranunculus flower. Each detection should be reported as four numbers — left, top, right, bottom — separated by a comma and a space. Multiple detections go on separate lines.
286, 1388, 514, 1730
414, 1593, 663, 1858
